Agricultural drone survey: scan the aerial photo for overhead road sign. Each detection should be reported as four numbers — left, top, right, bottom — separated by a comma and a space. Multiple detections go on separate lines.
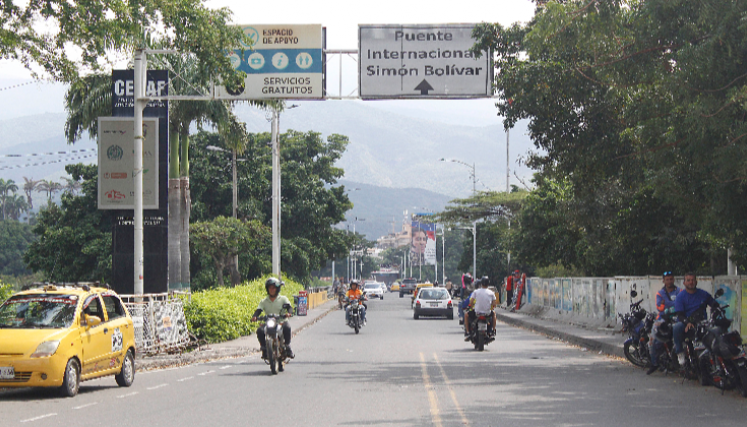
215, 24, 324, 100
359, 24, 491, 99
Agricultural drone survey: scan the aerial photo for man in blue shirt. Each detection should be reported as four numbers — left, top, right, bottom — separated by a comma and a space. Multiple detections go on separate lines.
673, 272, 717, 367
647, 271, 681, 374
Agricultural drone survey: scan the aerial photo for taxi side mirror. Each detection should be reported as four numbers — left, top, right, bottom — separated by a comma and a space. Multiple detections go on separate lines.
83, 314, 102, 329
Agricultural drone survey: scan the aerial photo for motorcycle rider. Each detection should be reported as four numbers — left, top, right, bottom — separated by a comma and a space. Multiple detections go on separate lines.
464, 277, 497, 341
345, 280, 367, 325
251, 277, 294, 359
646, 271, 681, 375
673, 272, 718, 368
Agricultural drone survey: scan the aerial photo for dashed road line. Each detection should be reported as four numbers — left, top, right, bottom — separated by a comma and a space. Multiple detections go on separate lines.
219, 365, 232, 370
116, 391, 139, 399
177, 376, 194, 382
72, 402, 98, 410
147, 383, 169, 390
433, 353, 470, 427
20, 413, 57, 423
419, 352, 442, 427
197, 370, 214, 376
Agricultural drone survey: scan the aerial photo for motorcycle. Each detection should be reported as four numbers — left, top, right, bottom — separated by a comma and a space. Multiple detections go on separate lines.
696, 289, 747, 396
346, 294, 367, 334
467, 310, 495, 351
259, 311, 292, 375
619, 290, 651, 367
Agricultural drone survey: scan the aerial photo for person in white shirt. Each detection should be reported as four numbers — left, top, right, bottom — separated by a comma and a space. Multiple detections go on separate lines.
464, 277, 497, 340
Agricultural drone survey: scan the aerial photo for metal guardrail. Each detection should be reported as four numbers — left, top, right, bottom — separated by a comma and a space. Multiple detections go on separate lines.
120, 292, 191, 355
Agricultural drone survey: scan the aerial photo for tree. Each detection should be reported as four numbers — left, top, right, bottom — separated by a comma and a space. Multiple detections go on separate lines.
4, 194, 30, 221
24, 164, 113, 282
0, 221, 36, 276
0, 178, 18, 220
472, 0, 747, 274
190, 216, 270, 287
36, 180, 62, 204
2, 0, 250, 84
62, 178, 82, 196
22, 177, 38, 209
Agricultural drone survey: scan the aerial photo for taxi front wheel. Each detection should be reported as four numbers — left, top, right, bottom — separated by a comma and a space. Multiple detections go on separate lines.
115, 349, 135, 387
60, 358, 80, 397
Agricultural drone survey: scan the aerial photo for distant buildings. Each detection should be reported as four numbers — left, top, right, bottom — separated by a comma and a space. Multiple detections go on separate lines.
376, 221, 411, 250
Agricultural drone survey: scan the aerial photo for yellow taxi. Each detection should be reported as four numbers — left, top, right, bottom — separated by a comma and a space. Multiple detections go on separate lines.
410, 282, 433, 307
0, 283, 136, 397
390, 282, 400, 292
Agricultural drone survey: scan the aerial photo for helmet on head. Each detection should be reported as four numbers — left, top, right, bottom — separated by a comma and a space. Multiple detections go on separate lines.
265, 277, 283, 294
350, 280, 359, 289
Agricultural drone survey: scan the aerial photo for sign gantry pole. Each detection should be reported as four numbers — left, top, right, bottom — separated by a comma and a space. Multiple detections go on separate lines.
271, 108, 281, 279
133, 49, 146, 295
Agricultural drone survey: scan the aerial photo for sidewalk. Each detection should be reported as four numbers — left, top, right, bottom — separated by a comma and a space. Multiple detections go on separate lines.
494, 306, 625, 359
137, 299, 339, 371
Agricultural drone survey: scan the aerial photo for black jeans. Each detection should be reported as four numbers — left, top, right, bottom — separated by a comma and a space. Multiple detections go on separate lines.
256, 322, 292, 348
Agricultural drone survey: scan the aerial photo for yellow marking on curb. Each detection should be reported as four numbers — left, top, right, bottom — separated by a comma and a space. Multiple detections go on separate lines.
434, 353, 471, 426
420, 352, 442, 427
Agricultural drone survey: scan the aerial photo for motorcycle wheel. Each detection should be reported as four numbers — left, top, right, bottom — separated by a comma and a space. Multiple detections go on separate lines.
737, 364, 747, 398
623, 341, 647, 368
684, 343, 699, 380
698, 356, 712, 386
267, 341, 277, 375
354, 319, 360, 334
278, 360, 284, 373
477, 332, 485, 351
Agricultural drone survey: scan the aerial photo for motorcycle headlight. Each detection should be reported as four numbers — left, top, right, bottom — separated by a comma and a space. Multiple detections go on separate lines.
30, 340, 61, 358
266, 318, 277, 329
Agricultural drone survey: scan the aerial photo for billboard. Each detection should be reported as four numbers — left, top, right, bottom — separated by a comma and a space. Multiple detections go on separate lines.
98, 117, 159, 209
411, 220, 436, 266
215, 24, 324, 100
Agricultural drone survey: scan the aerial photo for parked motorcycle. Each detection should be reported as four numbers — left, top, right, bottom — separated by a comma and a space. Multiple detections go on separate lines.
696, 289, 747, 396
619, 290, 651, 367
346, 294, 366, 334
258, 312, 292, 375
467, 311, 495, 351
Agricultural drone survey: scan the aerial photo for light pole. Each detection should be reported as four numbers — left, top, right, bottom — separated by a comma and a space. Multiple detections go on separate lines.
440, 158, 476, 195
457, 221, 477, 279
268, 104, 299, 279
205, 145, 248, 219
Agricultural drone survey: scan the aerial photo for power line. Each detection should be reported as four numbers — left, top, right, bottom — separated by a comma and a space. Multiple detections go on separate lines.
0, 153, 97, 171
0, 148, 97, 158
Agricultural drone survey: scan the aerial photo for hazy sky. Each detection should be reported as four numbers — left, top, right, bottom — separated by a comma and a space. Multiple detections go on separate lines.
0, 1, 536, 126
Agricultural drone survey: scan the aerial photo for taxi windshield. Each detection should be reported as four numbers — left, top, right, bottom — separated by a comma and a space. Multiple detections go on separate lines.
0, 294, 78, 329
364, 284, 379, 289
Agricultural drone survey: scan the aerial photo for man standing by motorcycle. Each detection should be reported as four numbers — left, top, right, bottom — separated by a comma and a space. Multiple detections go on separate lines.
647, 271, 681, 374
251, 277, 295, 359
464, 277, 497, 341
673, 272, 717, 368
345, 280, 367, 325
505, 271, 517, 307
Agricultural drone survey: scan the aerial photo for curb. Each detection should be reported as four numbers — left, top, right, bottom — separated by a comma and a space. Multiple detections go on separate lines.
495, 311, 625, 359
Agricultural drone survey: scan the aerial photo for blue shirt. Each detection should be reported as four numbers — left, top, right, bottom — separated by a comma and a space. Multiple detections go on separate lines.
655, 286, 681, 319
674, 289, 714, 320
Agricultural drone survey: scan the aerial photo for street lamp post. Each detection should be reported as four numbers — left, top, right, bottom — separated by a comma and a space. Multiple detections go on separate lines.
457, 221, 477, 279
440, 158, 476, 195
205, 145, 248, 219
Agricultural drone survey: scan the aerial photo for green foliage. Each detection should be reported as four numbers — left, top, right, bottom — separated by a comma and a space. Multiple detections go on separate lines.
0, 279, 14, 303
182, 276, 304, 343
471, 0, 747, 275
535, 263, 585, 279
24, 164, 113, 282
0, 221, 36, 276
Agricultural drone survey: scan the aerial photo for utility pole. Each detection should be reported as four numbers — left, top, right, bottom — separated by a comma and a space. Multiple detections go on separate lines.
133, 49, 146, 295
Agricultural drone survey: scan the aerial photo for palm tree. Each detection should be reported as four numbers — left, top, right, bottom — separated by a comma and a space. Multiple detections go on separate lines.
5, 194, 30, 221
22, 177, 38, 209
36, 180, 62, 204
62, 177, 82, 195
0, 178, 19, 220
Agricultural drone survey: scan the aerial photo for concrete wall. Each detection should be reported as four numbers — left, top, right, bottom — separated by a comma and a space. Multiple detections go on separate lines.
521, 276, 745, 333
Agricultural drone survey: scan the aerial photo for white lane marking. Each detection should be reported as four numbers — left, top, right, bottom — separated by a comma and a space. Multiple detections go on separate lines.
433, 353, 470, 427
21, 413, 57, 423
419, 352, 442, 427
72, 402, 98, 410
116, 391, 139, 399
147, 383, 168, 390
219, 365, 232, 370
177, 376, 194, 382
197, 370, 214, 376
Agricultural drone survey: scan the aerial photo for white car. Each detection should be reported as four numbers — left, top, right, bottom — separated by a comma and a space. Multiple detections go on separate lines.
363, 283, 384, 300
413, 287, 453, 320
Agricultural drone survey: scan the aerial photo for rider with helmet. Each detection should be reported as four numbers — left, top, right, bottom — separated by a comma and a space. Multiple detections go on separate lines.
345, 280, 367, 324
465, 276, 497, 341
251, 277, 295, 359
647, 271, 681, 375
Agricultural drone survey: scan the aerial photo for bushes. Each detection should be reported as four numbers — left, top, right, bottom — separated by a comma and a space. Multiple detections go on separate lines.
183, 276, 304, 343
0, 279, 13, 303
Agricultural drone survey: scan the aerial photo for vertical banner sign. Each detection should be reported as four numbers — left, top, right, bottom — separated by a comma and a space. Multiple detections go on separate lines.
215, 24, 324, 99
359, 24, 491, 99
411, 220, 437, 266
98, 118, 158, 209
108, 69, 169, 295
